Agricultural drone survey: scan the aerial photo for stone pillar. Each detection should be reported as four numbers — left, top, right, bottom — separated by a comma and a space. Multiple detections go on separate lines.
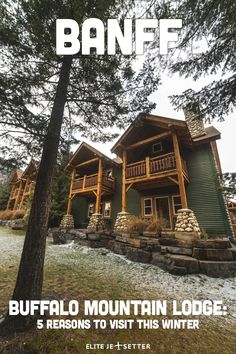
87, 213, 104, 232
113, 211, 133, 234
60, 214, 74, 229
175, 209, 200, 233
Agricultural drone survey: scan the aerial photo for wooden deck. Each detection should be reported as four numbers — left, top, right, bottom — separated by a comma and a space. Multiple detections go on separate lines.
125, 152, 188, 183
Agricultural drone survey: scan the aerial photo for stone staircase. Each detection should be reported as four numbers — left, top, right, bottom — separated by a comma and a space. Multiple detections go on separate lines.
156, 235, 236, 277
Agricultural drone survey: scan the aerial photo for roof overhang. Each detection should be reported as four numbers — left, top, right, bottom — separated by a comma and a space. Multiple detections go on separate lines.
111, 113, 192, 157
66, 142, 120, 171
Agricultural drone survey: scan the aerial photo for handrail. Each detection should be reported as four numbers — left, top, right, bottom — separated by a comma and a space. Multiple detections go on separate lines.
125, 152, 189, 180
126, 159, 145, 168
72, 172, 115, 191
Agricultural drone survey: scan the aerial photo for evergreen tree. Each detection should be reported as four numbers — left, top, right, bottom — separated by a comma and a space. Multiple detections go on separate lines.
0, 180, 10, 210
153, 0, 236, 122
49, 150, 71, 227
0, 0, 160, 334
221, 173, 236, 201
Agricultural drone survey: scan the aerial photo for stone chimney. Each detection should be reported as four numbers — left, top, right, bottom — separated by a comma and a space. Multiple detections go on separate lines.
183, 103, 206, 138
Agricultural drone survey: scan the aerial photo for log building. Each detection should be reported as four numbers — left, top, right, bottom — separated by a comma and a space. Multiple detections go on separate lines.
6, 160, 38, 211
64, 110, 233, 238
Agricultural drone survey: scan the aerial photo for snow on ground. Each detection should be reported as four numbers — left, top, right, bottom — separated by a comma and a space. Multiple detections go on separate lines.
1, 228, 236, 323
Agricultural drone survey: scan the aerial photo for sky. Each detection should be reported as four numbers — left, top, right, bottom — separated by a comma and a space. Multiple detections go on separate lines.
80, 71, 236, 173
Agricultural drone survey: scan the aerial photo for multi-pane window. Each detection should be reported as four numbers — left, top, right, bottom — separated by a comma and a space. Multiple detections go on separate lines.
88, 203, 95, 218
104, 201, 111, 218
144, 198, 153, 216
172, 195, 182, 215
152, 142, 163, 154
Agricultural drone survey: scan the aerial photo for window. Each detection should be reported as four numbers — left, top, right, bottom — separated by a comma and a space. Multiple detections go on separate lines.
104, 201, 111, 218
152, 142, 163, 154
106, 169, 113, 178
144, 198, 153, 216
172, 195, 182, 215
88, 203, 95, 218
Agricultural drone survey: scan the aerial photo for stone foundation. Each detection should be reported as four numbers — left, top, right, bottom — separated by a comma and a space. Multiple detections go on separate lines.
48, 226, 236, 277
87, 213, 104, 232
175, 209, 200, 233
60, 214, 74, 229
113, 212, 133, 233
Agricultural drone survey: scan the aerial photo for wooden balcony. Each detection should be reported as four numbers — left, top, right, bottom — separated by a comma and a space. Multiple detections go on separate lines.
125, 152, 188, 182
72, 173, 115, 194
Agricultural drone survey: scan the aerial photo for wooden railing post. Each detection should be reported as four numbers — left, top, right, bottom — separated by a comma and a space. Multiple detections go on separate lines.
122, 150, 127, 212
146, 157, 150, 178
172, 132, 188, 209
67, 169, 76, 214
95, 159, 102, 213
82, 175, 86, 190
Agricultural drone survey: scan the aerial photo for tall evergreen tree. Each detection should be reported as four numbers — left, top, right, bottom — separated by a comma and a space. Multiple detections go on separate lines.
0, 0, 160, 333
153, 0, 236, 122
49, 149, 71, 227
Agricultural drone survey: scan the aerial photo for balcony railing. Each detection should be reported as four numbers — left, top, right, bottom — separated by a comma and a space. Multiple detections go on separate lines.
126, 152, 188, 181
72, 173, 115, 192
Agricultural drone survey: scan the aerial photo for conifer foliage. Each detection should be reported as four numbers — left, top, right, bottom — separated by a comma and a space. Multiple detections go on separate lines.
154, 0, 236, 122
0, 0, 160, 334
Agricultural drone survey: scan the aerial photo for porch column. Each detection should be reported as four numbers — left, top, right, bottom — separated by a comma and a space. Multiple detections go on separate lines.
67, 168, 76, 214
19, 179, 28, 209
172, 132, 188, 209
95, 158, 102, 213
13, 181, 23, 210
122, 149, 127, 212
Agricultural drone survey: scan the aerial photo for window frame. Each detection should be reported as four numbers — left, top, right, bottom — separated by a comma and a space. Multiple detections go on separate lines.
152, 142, 163, 154
88, 203, 95, 218
103, 201, 112, 219
172, 195, 182, 215
143, 197, 153, 217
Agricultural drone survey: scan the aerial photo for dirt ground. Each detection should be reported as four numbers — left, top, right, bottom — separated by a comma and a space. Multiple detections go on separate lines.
0, 227, 236, 354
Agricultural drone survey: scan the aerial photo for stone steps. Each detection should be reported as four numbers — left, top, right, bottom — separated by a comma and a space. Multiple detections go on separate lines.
199, 260, 236, 278
192, 248, 233, 261
167, 254, 200, 274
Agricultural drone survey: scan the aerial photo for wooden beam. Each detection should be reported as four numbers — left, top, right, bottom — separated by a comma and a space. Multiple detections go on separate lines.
13, 180, 23, 210
75, 157, 99, 168
93, 190, 97, 197
95, 159, 102, 213
172, 132, 188, 209
19, 179, 29, 209
210, 141, 222, 175
125, 170, 177, 184
168, 176, 179, 185
122, 150, 127, 212
126, 183, 133, 193
127, 131, 171, 150
67, 169, 76, 214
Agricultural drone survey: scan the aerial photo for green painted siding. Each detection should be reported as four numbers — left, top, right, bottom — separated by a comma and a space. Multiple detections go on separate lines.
127, 189, 141, 216
72, 196, 90, 228
185, 144, 231, 236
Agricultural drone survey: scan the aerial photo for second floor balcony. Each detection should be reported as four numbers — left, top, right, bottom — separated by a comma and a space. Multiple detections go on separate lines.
125, 152, 188, 182
72, 173, 115, 194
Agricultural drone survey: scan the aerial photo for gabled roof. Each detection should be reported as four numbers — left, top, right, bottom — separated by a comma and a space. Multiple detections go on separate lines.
66, 142, 119, 171
21, 159, 38, 180
9, 169, 23, 184
111, 113, 220, 156
111, 113, 191, 156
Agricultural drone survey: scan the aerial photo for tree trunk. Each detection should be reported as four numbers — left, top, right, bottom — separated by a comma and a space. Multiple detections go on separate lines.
0, 55, 72, 335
